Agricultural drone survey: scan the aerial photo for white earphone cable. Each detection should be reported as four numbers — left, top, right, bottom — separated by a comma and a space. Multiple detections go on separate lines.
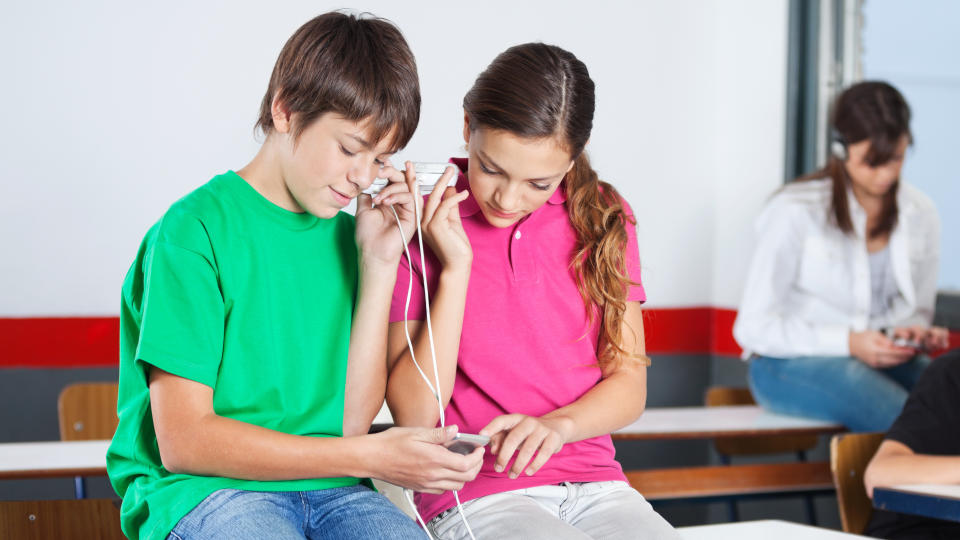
386, 179, 477, 539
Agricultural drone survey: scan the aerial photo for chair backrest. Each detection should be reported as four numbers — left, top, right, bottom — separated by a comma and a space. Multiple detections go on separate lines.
705, 386, 819, 456
57, 382, 119, 441
830, 432, 885, 534
0, 499, 124, 540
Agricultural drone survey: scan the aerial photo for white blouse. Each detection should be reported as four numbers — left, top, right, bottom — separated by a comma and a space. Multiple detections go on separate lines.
733, 178, 941, 359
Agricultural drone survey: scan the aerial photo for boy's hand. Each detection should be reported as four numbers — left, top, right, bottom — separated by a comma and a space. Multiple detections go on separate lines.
354, 160, 420, 265
366, 425, 484, 494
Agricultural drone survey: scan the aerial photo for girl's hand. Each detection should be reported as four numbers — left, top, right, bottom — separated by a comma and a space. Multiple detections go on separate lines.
479, 414, 574, 479
419, 164, 472, 273
354, 161, 420, 266
849, 330, 915, 368
893, 325, 950, 352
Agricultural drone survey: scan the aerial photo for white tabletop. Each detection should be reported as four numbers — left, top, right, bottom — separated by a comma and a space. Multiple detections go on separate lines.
614, 406, 844, 439
0, 440, 109, 478
678, 520, 874, 539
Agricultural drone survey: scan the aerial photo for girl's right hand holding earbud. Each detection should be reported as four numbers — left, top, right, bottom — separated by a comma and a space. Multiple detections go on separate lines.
417, 163, 472, 274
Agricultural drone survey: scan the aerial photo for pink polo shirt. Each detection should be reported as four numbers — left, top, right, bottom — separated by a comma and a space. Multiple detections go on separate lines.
389, 158, 646, 521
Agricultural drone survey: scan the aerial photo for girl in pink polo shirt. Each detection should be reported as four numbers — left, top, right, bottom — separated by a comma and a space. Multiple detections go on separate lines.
385, 43, 678, 539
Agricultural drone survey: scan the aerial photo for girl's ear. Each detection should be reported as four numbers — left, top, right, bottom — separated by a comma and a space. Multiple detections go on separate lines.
565, 139, 589, 173
271, 95, 292, 134
462, 111, 471, 145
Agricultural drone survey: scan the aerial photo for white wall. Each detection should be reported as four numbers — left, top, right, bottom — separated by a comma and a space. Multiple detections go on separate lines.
862, 0, 960, 291
0, 0, 788, 316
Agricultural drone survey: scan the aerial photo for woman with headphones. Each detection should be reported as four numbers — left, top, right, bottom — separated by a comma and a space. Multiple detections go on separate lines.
734, 81, 948, 432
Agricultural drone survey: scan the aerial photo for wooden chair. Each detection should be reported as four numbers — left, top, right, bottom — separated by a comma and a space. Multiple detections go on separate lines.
57, 382, 119, 498
0, 499, 124, 540
830, 432, 884, 534
705, 386, 820, 523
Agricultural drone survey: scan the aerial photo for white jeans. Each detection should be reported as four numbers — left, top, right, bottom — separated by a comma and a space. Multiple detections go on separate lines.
427, 481, 679, 540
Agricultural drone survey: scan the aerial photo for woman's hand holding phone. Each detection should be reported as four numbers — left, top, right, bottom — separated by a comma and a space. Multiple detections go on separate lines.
850, 330, 916, 368
892, 325, 950, 352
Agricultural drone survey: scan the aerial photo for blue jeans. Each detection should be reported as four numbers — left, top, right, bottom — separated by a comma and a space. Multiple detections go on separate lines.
168, 485, 427, 540
748, 354, 931, 432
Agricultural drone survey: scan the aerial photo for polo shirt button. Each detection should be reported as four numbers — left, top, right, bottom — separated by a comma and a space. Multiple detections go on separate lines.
515, 231, 522, 240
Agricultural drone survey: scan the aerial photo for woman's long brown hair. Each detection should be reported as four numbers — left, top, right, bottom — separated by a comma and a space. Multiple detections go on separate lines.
798, 81, 911, 239
463, 43, 644, 371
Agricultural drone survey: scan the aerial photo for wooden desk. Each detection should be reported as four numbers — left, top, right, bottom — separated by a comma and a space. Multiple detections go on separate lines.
1, 406, 844, 501
873, 484, 960, 523
678, 519, 872, 539
611, 406, 845, 501
0, 440, 109, 480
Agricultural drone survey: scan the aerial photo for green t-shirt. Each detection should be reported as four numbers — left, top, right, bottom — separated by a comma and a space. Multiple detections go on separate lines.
107, 171, 360, 540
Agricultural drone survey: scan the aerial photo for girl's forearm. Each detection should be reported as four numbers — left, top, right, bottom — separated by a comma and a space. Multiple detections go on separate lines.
386, 269, 469, 427
543, 301, 648, 443
543, 362, 647, 443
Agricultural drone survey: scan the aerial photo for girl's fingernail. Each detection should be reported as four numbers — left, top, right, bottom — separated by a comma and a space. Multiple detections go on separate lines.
495, 465, 503, 473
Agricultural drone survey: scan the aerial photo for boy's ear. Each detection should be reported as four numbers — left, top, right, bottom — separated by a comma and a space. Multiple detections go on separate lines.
271, 95, 292, 134
462, 111, 471, 145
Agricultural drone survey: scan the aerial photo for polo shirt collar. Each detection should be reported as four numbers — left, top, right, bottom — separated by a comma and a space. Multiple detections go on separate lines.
449, 157, 567, 219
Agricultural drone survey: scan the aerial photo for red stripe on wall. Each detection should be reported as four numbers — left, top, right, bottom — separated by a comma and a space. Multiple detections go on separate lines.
0, 312, 958, 369
1, 317, 120, 368
641, 307, 744, 358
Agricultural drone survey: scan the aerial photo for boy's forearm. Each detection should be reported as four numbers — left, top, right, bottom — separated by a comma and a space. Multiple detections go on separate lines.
343, 257, 399, 435
160, 412, 377, 480
387, 269, 469, 427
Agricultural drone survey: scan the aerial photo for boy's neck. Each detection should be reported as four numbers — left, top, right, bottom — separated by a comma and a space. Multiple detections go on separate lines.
236, 138, 305, 213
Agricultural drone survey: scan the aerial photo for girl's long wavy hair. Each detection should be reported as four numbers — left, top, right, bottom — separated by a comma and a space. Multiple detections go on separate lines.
463, 43, 644, 371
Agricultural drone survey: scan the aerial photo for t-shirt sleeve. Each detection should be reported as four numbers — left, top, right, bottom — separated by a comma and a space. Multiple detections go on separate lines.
622, 199, 646, 303
389, 236, 427, 322
135, 215, 225, 388
885, 355, 960, 455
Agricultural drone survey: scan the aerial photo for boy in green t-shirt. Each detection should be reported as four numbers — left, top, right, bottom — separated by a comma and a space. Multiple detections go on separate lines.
107, 12, 482, 540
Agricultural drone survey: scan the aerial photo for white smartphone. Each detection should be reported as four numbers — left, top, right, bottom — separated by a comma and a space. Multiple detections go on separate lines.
363, 162, 457, 196
892, 337, 923, 350
444, 433, 490, 455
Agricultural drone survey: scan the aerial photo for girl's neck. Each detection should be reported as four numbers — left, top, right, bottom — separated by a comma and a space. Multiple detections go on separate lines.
849, 181, 884, 223
849, 182, 891, 249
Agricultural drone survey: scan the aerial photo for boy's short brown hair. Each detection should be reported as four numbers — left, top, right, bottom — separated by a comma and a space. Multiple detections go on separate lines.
256, 11, 420, 151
